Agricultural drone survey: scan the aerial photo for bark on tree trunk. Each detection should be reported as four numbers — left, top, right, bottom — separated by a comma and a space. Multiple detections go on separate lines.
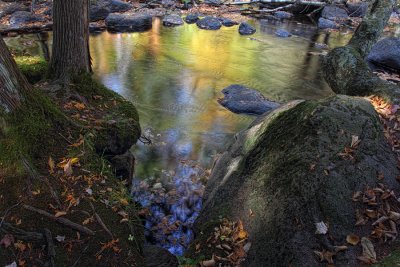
49, 0, 91, 82
0, 37, 32, 113
323, 0, 400, 103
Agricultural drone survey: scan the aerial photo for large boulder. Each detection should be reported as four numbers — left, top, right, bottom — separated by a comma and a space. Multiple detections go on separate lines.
367, 37, 400, 72
217, 84, 280, 115
189, 95, 400, 266
321, 5, 348, 21
162, 14, 184, 27
9, 11, 45, 26
196, 16, 222, 30
90, 0, 132, 21
239, 22, 256, 35
105, 13, 152, 32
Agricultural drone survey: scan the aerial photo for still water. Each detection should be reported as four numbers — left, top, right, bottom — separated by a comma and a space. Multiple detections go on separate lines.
5, 17, 353, 254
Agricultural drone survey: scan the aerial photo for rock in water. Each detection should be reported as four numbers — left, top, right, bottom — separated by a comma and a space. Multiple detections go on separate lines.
217, 84, 280, 115
185, 13, 199, 24
196, 16, 222, 30
221, 18, 238, 27
105, 13, 152, 32
318, 17, 339, 29
275, 29, 291, 38
239, 22, 256, 35
367, 37, 400, 72
162, 14, 184, 27
189, 95, 400, 266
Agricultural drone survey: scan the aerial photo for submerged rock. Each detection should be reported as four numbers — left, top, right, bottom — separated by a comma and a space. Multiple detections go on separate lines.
184, 13, 199, 24
367, 37, 400, 71
321, 5, 349, 21
9, 11, 45, 26
221, 18, 238, 27
275, 28, 291, 37
217, 84, 280, 115
318, 17, 339, 29
105, 13, 152, 32
196, 16, 222, 30
189, 95, 400, 266
162, 14, 184, 27
239, 22, 256, 35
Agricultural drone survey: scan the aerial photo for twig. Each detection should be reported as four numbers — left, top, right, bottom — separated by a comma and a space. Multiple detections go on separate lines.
23, 205, 95, 236
89, 202, 113, 239
58, 133, 74, 145
44, 228, 56, 267
139, 134, 152, 145
70, 245, 89, 267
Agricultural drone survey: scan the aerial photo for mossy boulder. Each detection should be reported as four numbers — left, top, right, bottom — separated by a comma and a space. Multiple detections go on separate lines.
188, 95, 399, 266
15, 56, 48, 84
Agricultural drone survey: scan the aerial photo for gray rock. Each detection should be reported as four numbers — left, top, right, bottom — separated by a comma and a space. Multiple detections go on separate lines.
196, 16, 222, 30
221, 18, 238, 27
347, 2, 368, 17
90, 5, 110, 21
318, 17, 339, 29
108, 0, 133, 12
143, 245, 179, 267
162, 14, 184, 27
204, 0, 222, 6
0, 3, 29, 19
9, 11, 44, 26
239, 22, 256, 35
191, 95, 400, 266
367, 37, 400, 71
275, 28, 291, 37
161, 0, 176, 8
274, 11, 293, 19
185, 13, 199, 23
217, 84, 280, 115
105, 13, 152, 32
321, 5, 348, 21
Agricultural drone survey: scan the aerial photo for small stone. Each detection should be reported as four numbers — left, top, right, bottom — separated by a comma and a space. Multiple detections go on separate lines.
275, 29, 291, 38
162, 14, 184, 27
185, 13, 199, 24
196, 16, 222, 30
239, 22, 256, 35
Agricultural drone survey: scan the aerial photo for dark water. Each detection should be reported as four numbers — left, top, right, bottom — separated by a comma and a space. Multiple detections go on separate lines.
5, 17, 354, 255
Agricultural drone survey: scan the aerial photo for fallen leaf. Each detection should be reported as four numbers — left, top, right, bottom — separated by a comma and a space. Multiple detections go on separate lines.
346, 234, 360, 245
55, 235, 65, 242
55, 211, 67, 218
48, 157, 55, 174
351, 135, 360, 148
361, 237, 376, 260
315, 221, 328, 235
201, 255, 216, 267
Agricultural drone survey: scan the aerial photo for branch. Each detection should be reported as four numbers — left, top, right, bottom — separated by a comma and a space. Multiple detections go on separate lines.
23, 205, 95, 236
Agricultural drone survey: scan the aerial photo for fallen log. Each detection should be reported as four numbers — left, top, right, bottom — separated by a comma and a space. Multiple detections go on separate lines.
227, 0, 325, 6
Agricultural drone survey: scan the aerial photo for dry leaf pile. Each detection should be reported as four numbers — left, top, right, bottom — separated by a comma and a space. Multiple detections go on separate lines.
198, 219, 251, 267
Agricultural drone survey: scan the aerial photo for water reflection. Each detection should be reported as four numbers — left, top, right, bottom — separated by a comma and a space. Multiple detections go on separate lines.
5, 18, 354, 254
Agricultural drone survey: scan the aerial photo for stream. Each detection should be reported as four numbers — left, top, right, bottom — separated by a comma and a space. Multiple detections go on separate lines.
5, 16, 358, 255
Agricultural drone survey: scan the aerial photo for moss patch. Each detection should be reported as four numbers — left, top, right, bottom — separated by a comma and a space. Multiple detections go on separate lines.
15, 56, 48, 84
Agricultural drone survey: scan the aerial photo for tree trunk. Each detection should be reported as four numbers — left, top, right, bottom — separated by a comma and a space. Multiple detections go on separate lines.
323, 0, 400, 103
0, 37, 32, 113
49, 0, 91, 82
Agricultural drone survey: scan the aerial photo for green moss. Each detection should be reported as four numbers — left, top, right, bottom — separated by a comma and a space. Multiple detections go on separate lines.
375, 249, 400, 266
15, 56, 48, 84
